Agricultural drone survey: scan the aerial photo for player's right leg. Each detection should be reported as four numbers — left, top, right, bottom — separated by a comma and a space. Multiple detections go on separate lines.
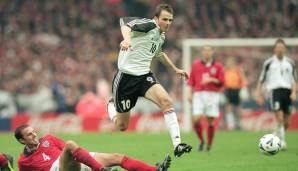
59, 140, 106, 171
192, 115, 204, 151
279, 91, 292, 150
59, 143, 81, 171
192, 92, 206, 152
223, 90, 236, 130
107, 99, 131, 131
145, 84, 192, 157
109, 71, 139, 131
270, 89, 287, 149
274, 111, 287, 150
204, 92, 220, 151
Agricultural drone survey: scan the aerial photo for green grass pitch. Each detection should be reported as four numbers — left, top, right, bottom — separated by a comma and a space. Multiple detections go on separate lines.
1, 131, 297, 171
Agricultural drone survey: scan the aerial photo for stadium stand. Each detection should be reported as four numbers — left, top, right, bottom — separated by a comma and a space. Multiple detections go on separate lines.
0, 0, 297, 117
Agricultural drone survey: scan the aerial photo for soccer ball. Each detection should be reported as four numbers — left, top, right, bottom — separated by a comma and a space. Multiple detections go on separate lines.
258, 134, 281, 156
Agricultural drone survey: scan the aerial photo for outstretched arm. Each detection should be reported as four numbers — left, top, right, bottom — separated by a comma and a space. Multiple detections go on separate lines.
290, 81, 297, 102
290, 61, 297, 102
158, 52, 188, 79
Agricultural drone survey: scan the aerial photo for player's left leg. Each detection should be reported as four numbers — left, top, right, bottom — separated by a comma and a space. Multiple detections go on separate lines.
59, 140, 106, 171
192, 115, 204, 151
284, 114, 290, 130
279, 92, 292, 150
93, 153, 171, 171
224, 103, 235, 130
206, 117, 216, 151
233, 104, 242, 130
232, 89, 242, 130
107, 98, 132, 131
278, 109, 291, 151
281, 114, 291, 150
145, 84, 192, 157
274, 110, 286, 150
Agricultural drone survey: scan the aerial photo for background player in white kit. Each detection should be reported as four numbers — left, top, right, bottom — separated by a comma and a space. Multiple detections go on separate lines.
255, 39, 297, 150
107, 4, 192, 157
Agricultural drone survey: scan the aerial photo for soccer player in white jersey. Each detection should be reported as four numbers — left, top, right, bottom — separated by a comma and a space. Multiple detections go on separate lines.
107, 4, 192, 157
255, 39, 297, 150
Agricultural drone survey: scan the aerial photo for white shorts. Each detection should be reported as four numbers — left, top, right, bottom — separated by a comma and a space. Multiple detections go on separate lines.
50, 152, 96, 171
192, 91, 220, 117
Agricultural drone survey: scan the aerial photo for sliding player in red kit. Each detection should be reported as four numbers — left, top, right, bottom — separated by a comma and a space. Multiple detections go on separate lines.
15, 124, 171, 171
187, 46, 224, 151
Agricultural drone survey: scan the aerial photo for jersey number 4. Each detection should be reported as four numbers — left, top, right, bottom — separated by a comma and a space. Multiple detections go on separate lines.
150, 43, 157, 53
42, 153, 51, 161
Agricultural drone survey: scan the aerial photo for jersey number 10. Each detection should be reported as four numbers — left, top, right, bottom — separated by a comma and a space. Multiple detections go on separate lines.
121, 99, 131, 110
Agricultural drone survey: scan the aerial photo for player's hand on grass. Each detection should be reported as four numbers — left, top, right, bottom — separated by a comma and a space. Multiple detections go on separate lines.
120, 40, 131, 51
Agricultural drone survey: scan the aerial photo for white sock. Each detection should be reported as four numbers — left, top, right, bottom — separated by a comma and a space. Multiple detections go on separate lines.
279, 125, 285, 142
225, 112, 235, 130
164, 110, 181, 147
107, 101, 117, 122
275, 124, 284, 140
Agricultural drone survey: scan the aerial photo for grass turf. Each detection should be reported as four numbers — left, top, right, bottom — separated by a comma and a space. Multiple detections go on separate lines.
1, 131, 297, 171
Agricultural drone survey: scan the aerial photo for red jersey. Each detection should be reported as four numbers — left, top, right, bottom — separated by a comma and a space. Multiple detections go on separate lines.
188, 59, 224, 92
18, 135, 65, 171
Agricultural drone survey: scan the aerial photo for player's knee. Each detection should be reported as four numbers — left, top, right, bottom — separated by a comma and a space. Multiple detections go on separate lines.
160, 97, 173, 109
117, 123, 128, 131
65, 140, 78, 150
119, 127, 128, 131
275, 115, 284, 123
192, 115, 202, 122
111, 153, 125, 163
207, 117, 214, 123
208, 121, 215, 126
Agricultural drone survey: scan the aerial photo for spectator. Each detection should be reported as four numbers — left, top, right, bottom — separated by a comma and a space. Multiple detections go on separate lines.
0, 0, 297, 116
0, 89, 16, 118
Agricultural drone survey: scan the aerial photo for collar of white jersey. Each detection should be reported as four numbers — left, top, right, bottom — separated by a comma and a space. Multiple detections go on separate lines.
273, 55, 288, 61
152, 19, 165, 33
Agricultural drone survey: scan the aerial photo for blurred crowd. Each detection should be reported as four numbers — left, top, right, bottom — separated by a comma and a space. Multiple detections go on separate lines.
0, 0, 297, 118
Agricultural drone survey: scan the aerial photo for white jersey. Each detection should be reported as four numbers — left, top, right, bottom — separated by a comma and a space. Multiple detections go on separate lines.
118, 17, 165, 76
259, 55, 297, 91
